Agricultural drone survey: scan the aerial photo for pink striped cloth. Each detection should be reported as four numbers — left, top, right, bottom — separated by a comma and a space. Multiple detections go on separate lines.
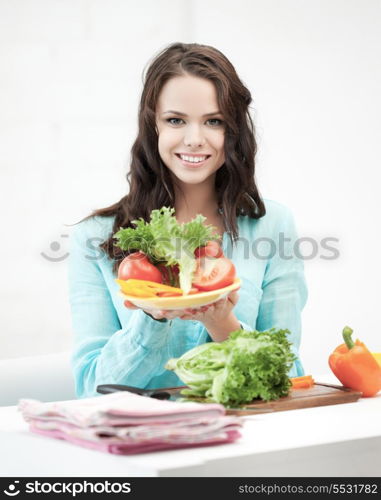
18, 392, 242, 455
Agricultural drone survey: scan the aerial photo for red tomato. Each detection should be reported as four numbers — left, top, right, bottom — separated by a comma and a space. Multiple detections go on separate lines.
194, 240, 223, 259
117, 252, 162, 283
192, 257, 236, 291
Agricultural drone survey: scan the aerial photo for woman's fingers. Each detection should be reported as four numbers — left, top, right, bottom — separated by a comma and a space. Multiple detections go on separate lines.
124, 299, 224, 320
161, 306, 206, 320
228, 291, 240, 306
144, 309, 167, 320
124, 300, 138, 310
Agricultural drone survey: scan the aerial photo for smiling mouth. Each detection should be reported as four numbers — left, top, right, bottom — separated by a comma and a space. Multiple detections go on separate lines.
175, 153, 211, 164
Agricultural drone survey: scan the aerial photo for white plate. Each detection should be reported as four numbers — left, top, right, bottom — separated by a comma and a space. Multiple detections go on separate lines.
118, 278, 241, 310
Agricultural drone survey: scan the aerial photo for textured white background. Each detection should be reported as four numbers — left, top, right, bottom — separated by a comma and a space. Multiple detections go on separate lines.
0, 0, 380, 377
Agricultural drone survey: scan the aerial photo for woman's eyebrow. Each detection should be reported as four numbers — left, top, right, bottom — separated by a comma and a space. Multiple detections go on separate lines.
162, 110, 222, 117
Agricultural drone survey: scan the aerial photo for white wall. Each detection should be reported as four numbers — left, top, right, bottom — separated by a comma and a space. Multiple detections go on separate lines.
0, 0, 380, 377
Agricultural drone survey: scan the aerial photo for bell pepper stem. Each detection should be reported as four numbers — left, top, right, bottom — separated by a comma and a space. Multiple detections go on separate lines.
342, 326, 355, 349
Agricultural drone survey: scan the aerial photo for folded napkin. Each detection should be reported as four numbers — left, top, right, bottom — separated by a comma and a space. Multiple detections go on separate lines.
19, 392, 242, 455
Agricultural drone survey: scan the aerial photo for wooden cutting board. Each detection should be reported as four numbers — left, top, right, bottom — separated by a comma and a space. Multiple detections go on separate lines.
152, 382, 362, 415
225, 382, 362, 416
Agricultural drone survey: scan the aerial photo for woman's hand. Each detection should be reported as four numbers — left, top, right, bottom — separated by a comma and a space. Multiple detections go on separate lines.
123, 289, 241, 342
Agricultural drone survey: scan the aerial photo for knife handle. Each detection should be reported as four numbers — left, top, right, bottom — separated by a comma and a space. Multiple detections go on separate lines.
97, 384, 142, 395
96, 384, 172, 399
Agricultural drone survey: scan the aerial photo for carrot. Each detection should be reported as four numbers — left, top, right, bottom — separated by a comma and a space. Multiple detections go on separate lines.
290, 375, 315, 389
156, 291, 183, 297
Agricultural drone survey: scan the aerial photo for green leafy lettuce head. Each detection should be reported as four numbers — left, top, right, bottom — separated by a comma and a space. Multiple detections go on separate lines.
165, 328, 296, 406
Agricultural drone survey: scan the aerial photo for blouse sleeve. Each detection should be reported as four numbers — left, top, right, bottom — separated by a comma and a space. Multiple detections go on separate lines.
67, 219, 174, 398
255, 207, 308, 377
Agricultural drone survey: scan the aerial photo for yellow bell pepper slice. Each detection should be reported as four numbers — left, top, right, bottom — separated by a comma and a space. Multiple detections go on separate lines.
115, 278, 183, 298
123, 279, 183, 293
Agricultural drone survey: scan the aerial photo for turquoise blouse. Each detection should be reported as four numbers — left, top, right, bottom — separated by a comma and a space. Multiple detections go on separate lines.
68, 198, 308, 398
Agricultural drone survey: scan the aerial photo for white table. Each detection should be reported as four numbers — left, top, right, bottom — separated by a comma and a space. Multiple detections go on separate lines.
1, 375, 380, 477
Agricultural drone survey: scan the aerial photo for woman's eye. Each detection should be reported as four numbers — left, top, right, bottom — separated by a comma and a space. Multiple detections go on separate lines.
167, 118, 184, 126
206, 118, 223, 126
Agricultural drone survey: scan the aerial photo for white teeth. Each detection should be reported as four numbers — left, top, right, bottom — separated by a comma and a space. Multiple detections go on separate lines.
179, 154, 207, 163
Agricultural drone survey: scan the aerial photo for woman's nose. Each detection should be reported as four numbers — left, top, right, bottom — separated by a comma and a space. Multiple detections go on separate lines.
183, 125, 206, 148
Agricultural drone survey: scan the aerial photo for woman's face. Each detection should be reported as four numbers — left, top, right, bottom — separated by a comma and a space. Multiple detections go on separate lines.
156, 74, 225, 187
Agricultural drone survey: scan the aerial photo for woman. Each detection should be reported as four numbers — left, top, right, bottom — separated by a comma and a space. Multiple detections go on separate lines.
68, 42, 308, 398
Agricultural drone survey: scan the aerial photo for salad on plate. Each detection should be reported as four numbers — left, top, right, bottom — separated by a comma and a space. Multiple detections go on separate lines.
113, 207, 240, 309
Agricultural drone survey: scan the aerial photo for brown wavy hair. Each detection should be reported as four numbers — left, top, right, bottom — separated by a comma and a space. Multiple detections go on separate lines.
76, 42, 266, 274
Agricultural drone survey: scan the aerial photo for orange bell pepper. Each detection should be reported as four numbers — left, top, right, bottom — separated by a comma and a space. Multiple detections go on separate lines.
328, 326, 381, 397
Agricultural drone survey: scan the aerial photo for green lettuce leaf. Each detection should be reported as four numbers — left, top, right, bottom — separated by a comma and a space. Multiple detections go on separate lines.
165, 328, 296, 406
